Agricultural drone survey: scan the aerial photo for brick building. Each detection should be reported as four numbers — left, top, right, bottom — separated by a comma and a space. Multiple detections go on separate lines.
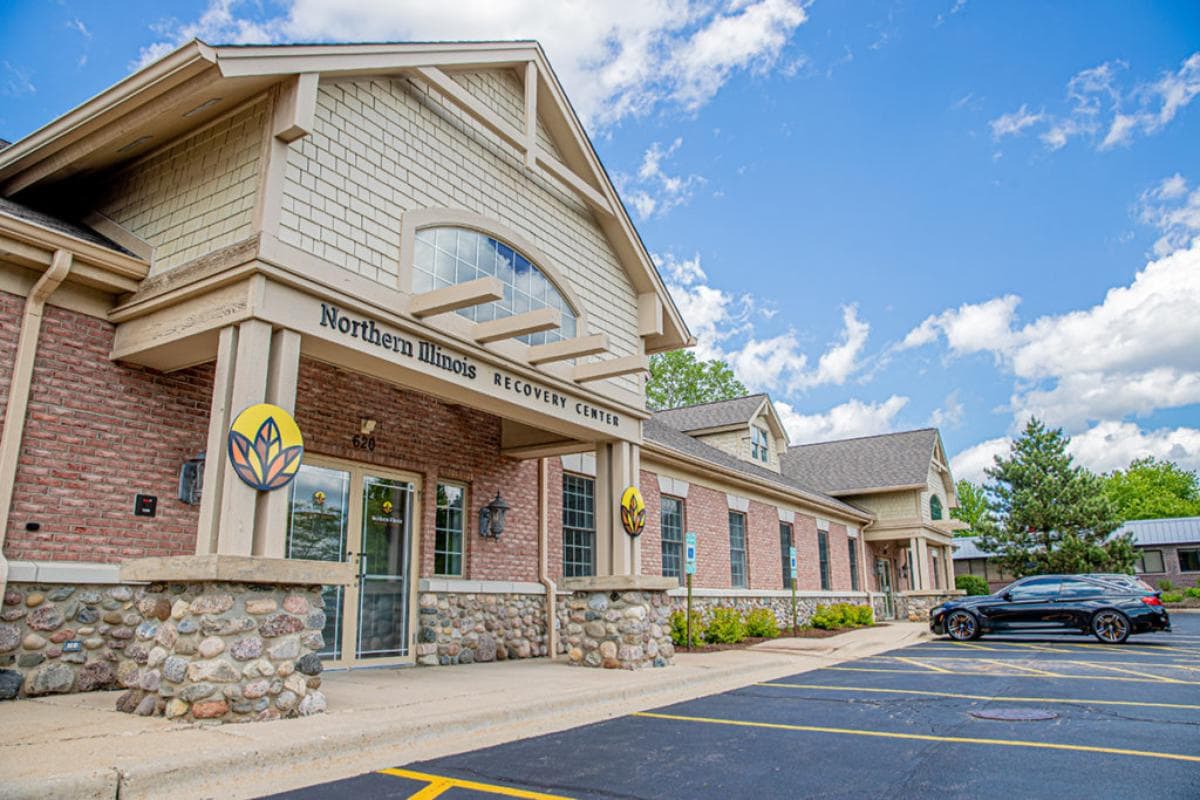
0, 40, 958, 718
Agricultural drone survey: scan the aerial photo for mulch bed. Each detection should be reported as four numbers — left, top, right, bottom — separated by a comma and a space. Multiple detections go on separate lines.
679, 625, 880, 652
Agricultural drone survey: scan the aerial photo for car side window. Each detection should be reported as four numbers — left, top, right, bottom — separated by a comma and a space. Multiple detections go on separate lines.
1008, 578, 1060, 600
1057, 579, 1102, 599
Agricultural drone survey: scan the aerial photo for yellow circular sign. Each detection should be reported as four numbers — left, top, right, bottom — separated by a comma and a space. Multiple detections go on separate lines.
620, 486, 646, 537
228, 403, 305, 492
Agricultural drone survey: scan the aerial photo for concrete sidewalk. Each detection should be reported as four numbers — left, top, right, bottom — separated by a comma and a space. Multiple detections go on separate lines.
0, 622, 929, 800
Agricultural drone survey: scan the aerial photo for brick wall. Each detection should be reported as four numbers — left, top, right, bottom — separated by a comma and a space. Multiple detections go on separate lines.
3, 297, 212, 562
0, 290, 22, 443
639, 468, 664, 579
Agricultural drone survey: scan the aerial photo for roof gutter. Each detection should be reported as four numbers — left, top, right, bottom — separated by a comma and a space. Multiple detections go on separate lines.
0, 210, 149, 280
641, 441, 873, 524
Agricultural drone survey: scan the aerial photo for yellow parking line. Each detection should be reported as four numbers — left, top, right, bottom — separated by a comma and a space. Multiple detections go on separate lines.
1065, 661, 1188, 684
632, 712, 1200, 764
379, 768, 574, 799
825, 666, 1200, 685
893, 656, 953, 673
981, 659, 1061, 676
755, 682, 1200, 711
987, 641, 1072, 654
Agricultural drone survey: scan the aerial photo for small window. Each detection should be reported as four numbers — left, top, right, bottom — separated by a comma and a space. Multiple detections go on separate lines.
729, 512, 748, 588
1007, 577, 1060, 600
434, 482, 466, 576
1058, 579, 1103, 599
817, 530, 830, 590
780, 522, 794, 588
562, 474, 595, 577
751, 426, 770, 463
661, 497, 685, 583
1179, 549, 1200, 572
1135, 549, 1165, 574
848, 538, 860, 591
930, 495, 943, 521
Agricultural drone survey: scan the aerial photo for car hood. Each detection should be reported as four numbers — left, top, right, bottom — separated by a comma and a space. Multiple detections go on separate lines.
943, 594, 1002, 609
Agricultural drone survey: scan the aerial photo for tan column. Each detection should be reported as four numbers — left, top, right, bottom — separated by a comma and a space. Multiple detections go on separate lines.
196, 327, 238, 555
943, 545, 956, 591
593, 442, 612, 575
609, 441, 640, 576
254, 328, 302, 557
916, 537, 931, 591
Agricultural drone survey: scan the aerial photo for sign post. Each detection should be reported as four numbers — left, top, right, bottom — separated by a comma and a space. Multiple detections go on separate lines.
685, 532, 697, 651
789, 546, 798, 637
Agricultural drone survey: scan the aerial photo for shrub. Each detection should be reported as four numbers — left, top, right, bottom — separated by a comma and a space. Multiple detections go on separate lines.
745, 608, 781, 638
669, 609, 705, 648
812, 603, 874, 630
1158, 579, 1175, 592
956, 574, 990, 596
704, 607, 747, 644
852, 605, 875, 627
1184, 587, 1200, 599
1162, 592, 1185, 603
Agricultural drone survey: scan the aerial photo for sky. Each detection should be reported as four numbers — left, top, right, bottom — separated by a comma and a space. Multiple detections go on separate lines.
2, 1, 1199, 486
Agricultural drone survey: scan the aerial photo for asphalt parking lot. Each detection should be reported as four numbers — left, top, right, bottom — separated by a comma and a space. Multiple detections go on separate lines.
265, 613, 1200, 800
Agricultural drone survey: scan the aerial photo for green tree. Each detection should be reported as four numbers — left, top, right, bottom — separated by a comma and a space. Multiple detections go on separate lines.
1102, 457, 1200, 520
978, 418, 1133, 577
951, 479, 996, 538
646, 350, 747, 410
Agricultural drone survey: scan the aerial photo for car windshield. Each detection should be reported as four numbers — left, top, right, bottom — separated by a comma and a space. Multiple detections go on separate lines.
1081, 573, 1154, 592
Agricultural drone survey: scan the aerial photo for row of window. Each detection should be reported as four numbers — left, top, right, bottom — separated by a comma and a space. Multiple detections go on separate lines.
1136, 548, 1200, 574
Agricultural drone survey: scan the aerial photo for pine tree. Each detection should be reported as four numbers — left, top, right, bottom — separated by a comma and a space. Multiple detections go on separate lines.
978, 418, 1133, 577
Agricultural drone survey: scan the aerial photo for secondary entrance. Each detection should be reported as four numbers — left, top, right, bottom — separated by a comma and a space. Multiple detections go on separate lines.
285, 458, 421, 666
876, 558, 895, 620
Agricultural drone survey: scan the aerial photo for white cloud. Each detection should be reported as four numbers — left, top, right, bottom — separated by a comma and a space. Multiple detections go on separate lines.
1067, 421, 1200, 474
777, 396, 910, 445
950, 437, 1010, 484
67, 19, 92, 38
1, 62, 35, 97
619, 138, 705, 220
1137, 173, 1200, 257
990, 52, 1200, 152
809, 304, 869, 388
137, 0, 810, 129
928, 391, 965, 429
900, 295, 1020, 358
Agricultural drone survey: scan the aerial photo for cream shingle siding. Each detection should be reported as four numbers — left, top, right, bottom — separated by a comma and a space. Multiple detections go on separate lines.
695, 429, 743, 460
848, 490, 916, 521
96, 102, 265, 275
449, 70, 563, 160
278, 74, 641, 391
921, 465, 948, 523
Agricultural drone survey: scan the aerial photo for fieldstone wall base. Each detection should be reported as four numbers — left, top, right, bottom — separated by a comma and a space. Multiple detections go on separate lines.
415, 592, 547, 666
896, 593, 958, 622
670, 594, 874, 630
558, 590, 673, 669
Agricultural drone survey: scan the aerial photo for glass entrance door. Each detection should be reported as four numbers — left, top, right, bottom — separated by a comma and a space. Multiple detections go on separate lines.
285, 461, 419, 666
877, 559, 895, 620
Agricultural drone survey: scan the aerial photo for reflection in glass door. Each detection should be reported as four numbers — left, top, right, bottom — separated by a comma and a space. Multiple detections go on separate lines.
877, 559, 895, 620
357, 476, 413, 659
286, 465, 350, 661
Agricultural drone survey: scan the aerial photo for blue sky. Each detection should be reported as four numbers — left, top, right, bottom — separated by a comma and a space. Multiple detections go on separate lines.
2, 1, 1199, 483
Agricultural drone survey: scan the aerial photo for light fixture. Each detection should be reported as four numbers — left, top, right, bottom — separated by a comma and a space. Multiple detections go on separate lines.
177, 452, 206, 505
478, 492, 510, 538
182, 97, 222, 118
360, 418, 377, 435
117, 136, 153, 154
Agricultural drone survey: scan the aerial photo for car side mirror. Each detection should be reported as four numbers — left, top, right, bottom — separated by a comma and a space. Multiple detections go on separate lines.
1001, 591, 1012, 601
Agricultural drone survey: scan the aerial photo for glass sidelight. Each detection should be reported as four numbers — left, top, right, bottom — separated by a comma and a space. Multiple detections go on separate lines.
285, 461, 420, 666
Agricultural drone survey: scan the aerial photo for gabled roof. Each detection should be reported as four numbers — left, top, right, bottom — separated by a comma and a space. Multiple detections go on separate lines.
0, 39, 691, 352
0, 196, 132, 256
782, 428, 940, 496
643, 418, 869, 521
652, 394, 769, 433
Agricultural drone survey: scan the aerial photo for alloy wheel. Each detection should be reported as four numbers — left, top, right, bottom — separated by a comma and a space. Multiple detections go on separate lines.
1092, 611, 1129, 644
947, 610, 977, 641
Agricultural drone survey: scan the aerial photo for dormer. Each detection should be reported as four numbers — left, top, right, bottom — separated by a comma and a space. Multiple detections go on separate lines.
651, 394, 790, 473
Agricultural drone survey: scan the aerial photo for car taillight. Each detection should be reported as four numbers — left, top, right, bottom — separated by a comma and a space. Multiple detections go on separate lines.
1141, 595, 1163, 606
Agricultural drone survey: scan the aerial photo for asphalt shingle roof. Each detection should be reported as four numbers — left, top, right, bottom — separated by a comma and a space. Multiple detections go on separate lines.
651, 394, 767, 433
0, 196, 133, 256
781, 428, 939, 495
643, 417, 868, 519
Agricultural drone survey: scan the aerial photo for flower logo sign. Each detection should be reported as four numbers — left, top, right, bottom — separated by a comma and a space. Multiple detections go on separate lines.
620, 486, 646, 537
228, 403, 305, 491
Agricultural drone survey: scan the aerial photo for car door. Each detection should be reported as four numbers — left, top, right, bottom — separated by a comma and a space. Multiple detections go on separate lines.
986, 577, 1062, 630
1054, 578, 1110, 629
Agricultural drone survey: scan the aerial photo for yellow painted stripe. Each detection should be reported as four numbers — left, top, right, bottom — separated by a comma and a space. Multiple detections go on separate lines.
825, 666, 1200, 685
755, 681, 1200, 710
1065, 661, 1187, 684
980, 659, 1061, 676
379, 768, 574, 800
406, 779, 453, 800
893, 656, 953, 673
632, 711, 1200, 764
991, 641, 1072, 654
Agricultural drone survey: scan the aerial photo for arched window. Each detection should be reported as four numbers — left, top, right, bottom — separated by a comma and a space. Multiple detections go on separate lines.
930, 495, 943, 521
412, 227, 578, 346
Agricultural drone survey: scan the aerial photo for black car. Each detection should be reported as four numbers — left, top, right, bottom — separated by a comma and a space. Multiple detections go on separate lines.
930, 574, 1171, 644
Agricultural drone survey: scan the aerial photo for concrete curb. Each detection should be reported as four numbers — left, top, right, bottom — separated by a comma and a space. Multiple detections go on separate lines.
2, 625, 931, 800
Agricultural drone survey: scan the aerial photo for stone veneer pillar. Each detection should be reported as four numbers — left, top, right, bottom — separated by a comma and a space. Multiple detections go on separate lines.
558, 576, 676, 669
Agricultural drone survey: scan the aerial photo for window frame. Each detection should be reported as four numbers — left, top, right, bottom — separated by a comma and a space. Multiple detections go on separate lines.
660, 495, 686, 584
433, 481, 468, 577
848, 538, 860, 591
1179, 548, 1200, 573
729, 511, 748, 589
1134, 549, 1165, 574
751, 426, 770, 463
930, 495, 943, 521
779, 521, 794, 589
562, 472, 596, 578
817, 529, 830, 590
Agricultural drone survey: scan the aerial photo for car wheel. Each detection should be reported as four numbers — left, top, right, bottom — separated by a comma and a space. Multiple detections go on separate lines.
945, 610, 980, 641
1091, 610, 1130, 644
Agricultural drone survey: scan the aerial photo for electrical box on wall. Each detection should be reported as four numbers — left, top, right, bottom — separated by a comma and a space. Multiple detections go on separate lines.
134, 494, 157, 517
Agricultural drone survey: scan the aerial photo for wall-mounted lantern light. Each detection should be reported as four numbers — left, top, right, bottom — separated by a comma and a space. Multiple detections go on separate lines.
178, 452, 206, 505
478, 492, 510, 538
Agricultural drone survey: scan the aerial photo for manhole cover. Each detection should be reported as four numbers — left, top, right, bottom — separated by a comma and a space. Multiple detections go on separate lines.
970, 708, 1058, 721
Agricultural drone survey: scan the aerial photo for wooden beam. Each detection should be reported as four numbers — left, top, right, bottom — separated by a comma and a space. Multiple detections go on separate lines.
501, 439, 592, 460
574, 354, 649, 383
413, 66, 526, 152
524, 61, 538, 170
474, 307, 559, 344
637, 292, 663, 337
527, 332, 608, 366
534, 149, 614, 217
274, 72, 319, 143
409, 276, 503, 318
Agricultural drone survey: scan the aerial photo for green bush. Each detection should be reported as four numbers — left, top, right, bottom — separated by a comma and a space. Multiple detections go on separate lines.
1184, 587, 1200, 599
704, 607, 747, 644
745, 608, 781, 638
852, 605, 875, 626
669, 609, 705, 648
956, 574, 990, 596
811, 603, 874, 630
1158, 579, 1175, 592
1162, 592, 1185, 603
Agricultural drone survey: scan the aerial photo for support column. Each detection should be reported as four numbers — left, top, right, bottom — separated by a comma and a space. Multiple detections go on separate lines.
255, 328, 302, 557
609, 442, 640, 576
943, 545, 956, 591
916, 537, 931, 591
196, 326, 237, 555
593, 443, 612, 575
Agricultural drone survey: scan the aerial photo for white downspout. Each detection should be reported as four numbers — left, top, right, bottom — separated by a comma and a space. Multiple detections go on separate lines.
0, 249, 73, 597
538, 457, 558, 660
